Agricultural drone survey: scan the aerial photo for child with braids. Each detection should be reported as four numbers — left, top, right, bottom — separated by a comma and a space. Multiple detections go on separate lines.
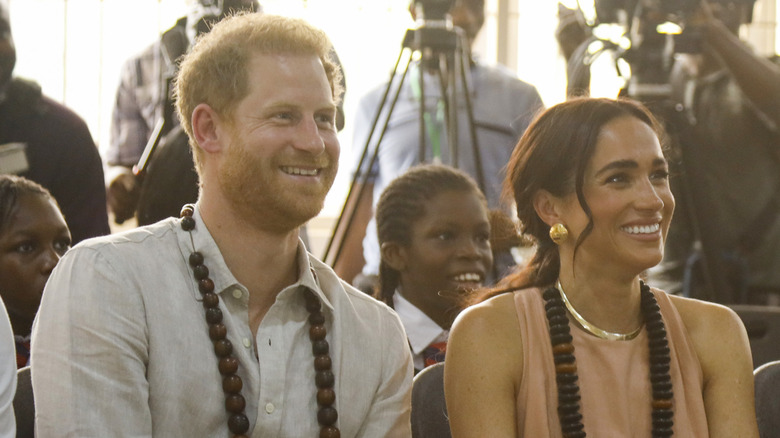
375, 164, 493, 372
0, 175, 71, 368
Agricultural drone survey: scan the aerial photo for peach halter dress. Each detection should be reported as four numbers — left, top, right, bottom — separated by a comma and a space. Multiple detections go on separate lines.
513, 287, 710, 437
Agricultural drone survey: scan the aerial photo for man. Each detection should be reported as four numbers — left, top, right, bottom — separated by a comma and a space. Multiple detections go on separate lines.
106, 0, 347, 227
335, 0, 544, 288
105, 0, 261, 225
650, 0, 780, 304
32, 13, 413, 437
0, 0, 109, 244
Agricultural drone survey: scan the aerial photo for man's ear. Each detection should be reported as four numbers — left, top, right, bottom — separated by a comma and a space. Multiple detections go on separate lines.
533, 189, 565, 228
191, 103, 224, 154
380, 241, 407, 272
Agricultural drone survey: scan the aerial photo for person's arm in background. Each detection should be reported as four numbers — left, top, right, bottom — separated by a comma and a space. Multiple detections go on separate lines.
698, 0, 780, 130
0, 299, 16, 438
105, 55, 150, 224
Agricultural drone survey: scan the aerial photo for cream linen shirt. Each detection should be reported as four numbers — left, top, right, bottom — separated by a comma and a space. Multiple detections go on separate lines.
31, 208, 413, 437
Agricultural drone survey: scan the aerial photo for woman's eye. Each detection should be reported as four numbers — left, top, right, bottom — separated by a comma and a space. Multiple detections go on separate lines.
651, 169, 670, 181
605, 173, 628, 184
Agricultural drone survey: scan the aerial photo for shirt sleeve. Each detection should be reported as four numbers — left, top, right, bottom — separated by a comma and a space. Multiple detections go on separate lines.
107, 55, 152, 167
356, 309, 413, 438
0, 299, 16, 438
30, 246, 152, 437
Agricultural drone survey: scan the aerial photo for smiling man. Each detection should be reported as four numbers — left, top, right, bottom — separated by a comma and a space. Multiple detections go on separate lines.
31, 13, 412, 437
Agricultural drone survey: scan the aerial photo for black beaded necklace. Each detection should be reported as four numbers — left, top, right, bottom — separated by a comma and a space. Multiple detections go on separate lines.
179, 205, 341, 438
542, 280, 674, 438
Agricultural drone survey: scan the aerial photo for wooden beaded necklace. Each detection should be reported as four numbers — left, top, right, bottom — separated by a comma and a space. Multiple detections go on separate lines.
179, 205, 341, 438
542, 280, 674, 437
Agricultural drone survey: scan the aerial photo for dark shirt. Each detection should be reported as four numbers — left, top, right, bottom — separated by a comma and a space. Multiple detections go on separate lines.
0, 78, 110, 244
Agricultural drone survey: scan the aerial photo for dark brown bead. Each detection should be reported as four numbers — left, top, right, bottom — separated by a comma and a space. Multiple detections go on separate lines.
319, 426, 341, 438
309, 325, 327, 341
214, 339, 233, 357
181, 216, 196, 231
180, 205, 194, 217
312, 339, 329, 355
551, 333, 573, 345
209, 323, 227, 341
315, 370, 335, 388
199, 278, 215, 294
308, 312, 326, 325
305, 295, 322, 313
189, 252, 204, 267
556, 373, 577, 385
222, 374, 243, 393
317, 406, 338, 426
553, 353, 576, 364
202, 292, 220, 308
225, 394, 246, 413
228, 413, 250, 434
193, 264, 209, 280
317, 388, 336, 406
206, 307, 223, 324
234, 435, 249, 438
219, 357, 239, 375
314, 355, 332, 371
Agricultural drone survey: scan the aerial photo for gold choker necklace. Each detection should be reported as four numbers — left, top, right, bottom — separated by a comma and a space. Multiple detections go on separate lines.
555, 280, 643, 341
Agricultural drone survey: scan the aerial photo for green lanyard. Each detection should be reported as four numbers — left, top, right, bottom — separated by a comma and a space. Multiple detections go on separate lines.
410, 65, 445, 163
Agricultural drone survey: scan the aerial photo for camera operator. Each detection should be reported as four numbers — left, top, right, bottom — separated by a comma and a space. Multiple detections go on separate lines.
336, 0, 544, 290
652, 0, 780, 304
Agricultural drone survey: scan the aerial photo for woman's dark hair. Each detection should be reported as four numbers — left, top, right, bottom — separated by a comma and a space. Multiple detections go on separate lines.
375, 164, 487, 308
0, 175, 55, 234
475, 97, 667, 302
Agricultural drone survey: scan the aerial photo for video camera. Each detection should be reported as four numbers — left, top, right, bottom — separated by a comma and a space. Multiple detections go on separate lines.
595, 0, 756, 27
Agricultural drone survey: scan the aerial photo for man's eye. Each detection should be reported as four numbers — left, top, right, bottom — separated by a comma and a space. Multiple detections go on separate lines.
436, 232, 454, 241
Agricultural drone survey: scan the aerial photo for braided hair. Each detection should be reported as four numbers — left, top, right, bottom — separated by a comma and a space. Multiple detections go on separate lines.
0, 175, 55, 234
375, 164, 487, 308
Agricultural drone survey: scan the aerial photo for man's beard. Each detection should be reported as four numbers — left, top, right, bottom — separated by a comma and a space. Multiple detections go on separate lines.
218, 136, 336, 234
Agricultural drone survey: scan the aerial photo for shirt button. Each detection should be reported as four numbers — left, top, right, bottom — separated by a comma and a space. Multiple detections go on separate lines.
232, 289, 243, 299
265, 403, 275, 414
243, 338, 251, 348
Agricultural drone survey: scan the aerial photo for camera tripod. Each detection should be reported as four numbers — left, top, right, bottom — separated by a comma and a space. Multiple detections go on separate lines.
322, 21, 486, 268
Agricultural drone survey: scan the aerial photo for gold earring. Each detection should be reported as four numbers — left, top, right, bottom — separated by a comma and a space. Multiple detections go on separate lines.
549, 223, 569, 245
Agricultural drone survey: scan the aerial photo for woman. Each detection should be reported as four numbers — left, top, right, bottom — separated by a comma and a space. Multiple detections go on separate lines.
444, 98, 758, 437
375, 164, 493, 372
0, 175, 71, 367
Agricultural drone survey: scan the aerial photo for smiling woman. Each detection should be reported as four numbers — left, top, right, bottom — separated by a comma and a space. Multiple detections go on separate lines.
443, 97, 760, 438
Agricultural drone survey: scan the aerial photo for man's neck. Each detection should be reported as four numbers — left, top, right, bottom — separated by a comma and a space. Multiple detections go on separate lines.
198, 193, 301, 332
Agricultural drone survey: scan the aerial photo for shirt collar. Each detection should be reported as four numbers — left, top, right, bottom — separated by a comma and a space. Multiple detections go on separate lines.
393, 292, 447, 354
177, 205, 334, 312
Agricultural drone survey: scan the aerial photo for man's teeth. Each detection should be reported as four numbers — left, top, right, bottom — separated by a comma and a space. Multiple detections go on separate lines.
282, 167, 318, 176
453, 273, 482, 282
622, 223, 660, 234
